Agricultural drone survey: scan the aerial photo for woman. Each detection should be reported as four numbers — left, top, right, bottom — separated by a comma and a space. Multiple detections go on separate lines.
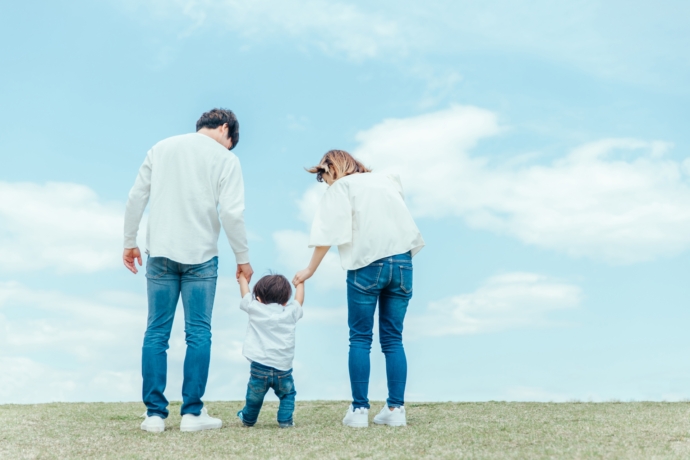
293, 150, 425, 427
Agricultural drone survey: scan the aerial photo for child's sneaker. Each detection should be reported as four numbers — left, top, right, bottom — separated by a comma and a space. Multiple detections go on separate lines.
279, 420, 295, 428
180, 407, 222, 432
237, 410, 252, 427
140, 413, 165, 433
342, 405, 369, 428
373, 404, 406, 426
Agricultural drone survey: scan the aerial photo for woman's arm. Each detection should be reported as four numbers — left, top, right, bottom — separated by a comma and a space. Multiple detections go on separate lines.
292, 246, 330, 286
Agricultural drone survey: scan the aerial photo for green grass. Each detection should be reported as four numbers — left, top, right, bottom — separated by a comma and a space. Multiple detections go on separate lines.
2, 401, 690, 459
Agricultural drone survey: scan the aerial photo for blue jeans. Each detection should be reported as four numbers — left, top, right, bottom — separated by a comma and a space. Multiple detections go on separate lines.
347, 252, 413, 410
239, 362, 296, 426
142, 256, 218, 418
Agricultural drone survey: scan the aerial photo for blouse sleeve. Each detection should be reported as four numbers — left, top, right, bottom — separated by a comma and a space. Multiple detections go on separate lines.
308, 181, 352, 247
387, 174, 405, 200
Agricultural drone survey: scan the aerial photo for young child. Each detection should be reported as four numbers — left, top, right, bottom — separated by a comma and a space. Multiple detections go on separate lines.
236, 273, 304, 428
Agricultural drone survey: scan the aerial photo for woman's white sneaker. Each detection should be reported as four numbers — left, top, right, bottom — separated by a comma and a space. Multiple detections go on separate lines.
180, 407, 223, 432
342, 405, 369, 428
140, 414, 165, 433
373, 404, 406, 426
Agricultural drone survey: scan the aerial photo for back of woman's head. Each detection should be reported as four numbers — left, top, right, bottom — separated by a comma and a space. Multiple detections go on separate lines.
253, 274, 292, 305
307, 150, 371, 182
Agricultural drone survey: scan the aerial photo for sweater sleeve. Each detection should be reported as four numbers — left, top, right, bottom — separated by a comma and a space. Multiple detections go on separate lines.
308, 181, 353, 248
218, 157, 250, 264
123, 151, 152, 249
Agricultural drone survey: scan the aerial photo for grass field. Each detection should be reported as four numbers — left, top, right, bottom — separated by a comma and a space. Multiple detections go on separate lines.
2, 401, 690, 459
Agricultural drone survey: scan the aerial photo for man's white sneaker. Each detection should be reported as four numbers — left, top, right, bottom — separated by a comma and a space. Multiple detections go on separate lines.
342, 405, 369, 428
373, 404, 406, 427
140, 414, 165, 433
180, 407, 223, 432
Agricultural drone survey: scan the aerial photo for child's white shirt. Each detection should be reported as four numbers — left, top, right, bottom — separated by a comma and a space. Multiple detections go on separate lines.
240, 293, 303, 371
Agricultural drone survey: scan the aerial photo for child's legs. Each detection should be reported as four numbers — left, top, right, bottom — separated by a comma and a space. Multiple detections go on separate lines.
346, 262, 385, 410
273, 370, 296, 424
378, 254, 412, 408
240, 364, 270, 426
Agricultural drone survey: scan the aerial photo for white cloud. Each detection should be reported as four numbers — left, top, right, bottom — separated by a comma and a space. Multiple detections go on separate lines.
0, 181, 144, 273
132, 0, 406, 61
407, 272, 581, 337
127, 1, 690, 88
352, 105, 690, 263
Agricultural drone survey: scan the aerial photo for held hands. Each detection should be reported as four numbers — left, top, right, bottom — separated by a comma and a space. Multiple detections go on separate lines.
123, 248, 142, 274
292, 267, 314, 286
236, 263, 254, 283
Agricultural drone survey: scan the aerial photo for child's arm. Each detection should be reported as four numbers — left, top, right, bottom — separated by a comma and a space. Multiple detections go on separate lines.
294, 282, 305, 306
238, 273, 250, 298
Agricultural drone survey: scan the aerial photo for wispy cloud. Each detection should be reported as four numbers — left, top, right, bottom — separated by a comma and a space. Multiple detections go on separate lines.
0, 181, 145, 273
408, 272, 581, 337
127, 0, 690, 88
352, 105, 690, 263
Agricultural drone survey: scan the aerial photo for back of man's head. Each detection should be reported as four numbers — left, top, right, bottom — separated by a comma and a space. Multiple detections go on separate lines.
196, 108, 239, 150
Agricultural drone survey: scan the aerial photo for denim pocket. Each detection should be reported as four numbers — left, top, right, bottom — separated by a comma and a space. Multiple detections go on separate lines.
399, 266, 413, 294
248, 375, 268, 395
354, 263, 384, 290
145, 257, 167, 279
188, 257, 218, 278
277, 375, 294, 395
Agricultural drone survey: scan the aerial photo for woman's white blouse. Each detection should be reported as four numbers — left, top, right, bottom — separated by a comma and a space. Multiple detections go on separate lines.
309, 173, 425, 270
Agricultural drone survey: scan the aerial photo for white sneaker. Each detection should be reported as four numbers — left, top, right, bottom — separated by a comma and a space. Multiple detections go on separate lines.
140, 413, 165, 433
180, 407, 223, 432
342, 405, 369, 428
373, 404, 406, 426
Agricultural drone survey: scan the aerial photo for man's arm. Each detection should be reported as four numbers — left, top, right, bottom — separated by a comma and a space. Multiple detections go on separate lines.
294, 282, 305, 306
122, 152, 152, 274
218, 157, 253, 281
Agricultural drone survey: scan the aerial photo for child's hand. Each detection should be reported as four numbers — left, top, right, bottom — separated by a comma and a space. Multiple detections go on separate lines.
292, 268, 313, 286
237, 272, 250, 297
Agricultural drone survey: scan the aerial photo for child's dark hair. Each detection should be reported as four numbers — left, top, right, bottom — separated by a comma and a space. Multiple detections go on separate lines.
253, 274, 292, 305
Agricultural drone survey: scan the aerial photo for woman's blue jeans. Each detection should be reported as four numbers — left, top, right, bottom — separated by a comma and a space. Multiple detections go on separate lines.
347, 252, 413, 409
142, 256, 218, 418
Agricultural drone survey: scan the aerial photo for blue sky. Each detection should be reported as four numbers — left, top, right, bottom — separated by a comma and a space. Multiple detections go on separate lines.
1, 0, 689, 404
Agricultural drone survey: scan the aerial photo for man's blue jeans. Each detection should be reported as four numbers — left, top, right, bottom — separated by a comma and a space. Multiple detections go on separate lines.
142, 256, 218, 418
347, 252, 413, 410
239, 362, 296, 426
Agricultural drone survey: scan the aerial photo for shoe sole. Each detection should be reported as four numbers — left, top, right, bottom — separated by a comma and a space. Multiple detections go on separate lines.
343, 421, 369, 428
180, 423, 222, 432
373, 419, 406, 427
140, 425, 165, 433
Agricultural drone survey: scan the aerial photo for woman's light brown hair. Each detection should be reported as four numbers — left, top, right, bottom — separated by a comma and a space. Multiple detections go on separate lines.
306, 150, 372, 183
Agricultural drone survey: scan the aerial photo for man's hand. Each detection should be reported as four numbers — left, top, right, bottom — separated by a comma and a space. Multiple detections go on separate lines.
123, 247, 142, 274
236, 263, 254, 283
292, 267, 314, 286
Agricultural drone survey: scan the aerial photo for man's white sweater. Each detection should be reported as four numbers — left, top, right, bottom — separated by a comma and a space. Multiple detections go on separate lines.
124, 132, 249, 265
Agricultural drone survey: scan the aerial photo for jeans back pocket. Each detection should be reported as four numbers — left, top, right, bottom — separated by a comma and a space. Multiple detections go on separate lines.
353, 263, 384, 290
145, 257, 168, 279
399, 265, 413, 294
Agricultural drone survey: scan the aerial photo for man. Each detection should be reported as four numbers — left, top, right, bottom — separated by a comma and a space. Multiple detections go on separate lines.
123, 108, 254, 433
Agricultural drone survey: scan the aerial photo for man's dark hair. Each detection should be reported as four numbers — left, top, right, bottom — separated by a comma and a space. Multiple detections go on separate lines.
253, 274, 292, 305
196, 108, 239, 150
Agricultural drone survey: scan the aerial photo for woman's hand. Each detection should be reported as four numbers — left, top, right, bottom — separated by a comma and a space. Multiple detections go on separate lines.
293, 268, 314, 286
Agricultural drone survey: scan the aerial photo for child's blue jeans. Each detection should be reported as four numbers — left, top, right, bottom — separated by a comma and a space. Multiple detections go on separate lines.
239, 361, 296, 426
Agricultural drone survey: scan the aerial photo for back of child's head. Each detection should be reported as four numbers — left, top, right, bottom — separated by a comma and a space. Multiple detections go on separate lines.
253, 274, 292, 305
